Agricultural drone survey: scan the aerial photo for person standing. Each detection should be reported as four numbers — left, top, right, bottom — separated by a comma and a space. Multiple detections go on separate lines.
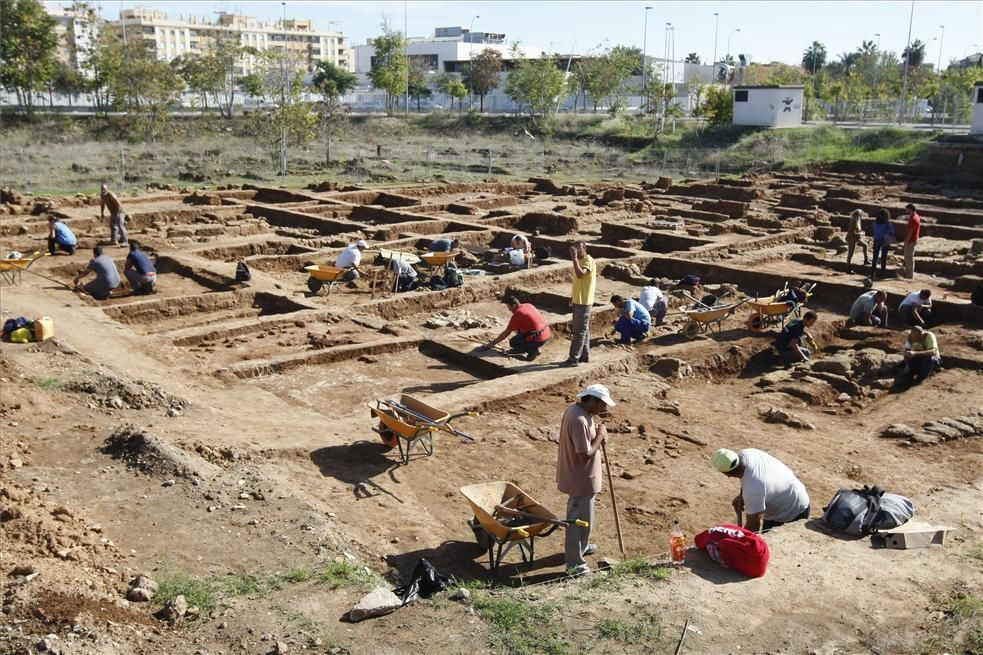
845, 209, 869, 274
47, 217, 77, 256
100, 183, 128, 246
902, 203, 921, 279
710, 448, 810, 533
123, 241, 157, 295
563, 242, 596, 367
870, 209, 895, 279
557, 383, 615, 575
73, 246, 120, 300
639, 280, 668, 326
478, 295, 551, 362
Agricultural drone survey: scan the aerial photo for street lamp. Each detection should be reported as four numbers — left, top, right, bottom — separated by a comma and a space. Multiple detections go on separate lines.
712, 12, 719, 64
642, 6, 652, 112
937, 25, 944, 71
280, 1, 288, 179
726, 28, 740, 61
468, 14, 479, 110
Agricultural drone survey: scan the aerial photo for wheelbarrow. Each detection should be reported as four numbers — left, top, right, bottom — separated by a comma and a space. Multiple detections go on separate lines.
304, 265, 347, 295
462, 481, 585, 573
0, 252, 48, 286
420, 251, 457, 274
369, 395, 478, 465
679, 294, 751, 339
746, 283, 816, 332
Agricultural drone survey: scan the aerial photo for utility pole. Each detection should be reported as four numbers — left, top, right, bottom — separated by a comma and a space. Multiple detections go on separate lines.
712, 12, 719, 65
404, 0, 409, 114
468, 15, 479, 110
642, 6, 652, 112
899, 0, 915, 124
280, 2, 287, 179
936, 24, 945, 71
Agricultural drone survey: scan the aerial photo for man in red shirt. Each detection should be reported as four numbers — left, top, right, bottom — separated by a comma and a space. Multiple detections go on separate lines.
902, 203, 921, 279
478, 295, 551, 361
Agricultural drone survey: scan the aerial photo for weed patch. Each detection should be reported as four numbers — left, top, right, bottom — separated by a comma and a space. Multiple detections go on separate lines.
320, 561, 378, 589
28, 376, 61, 389
595, 614, 662, 643
155, 572, 219, 615
284, 566, 310, 583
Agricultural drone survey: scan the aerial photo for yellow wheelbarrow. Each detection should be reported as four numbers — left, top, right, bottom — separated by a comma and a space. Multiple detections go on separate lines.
0, 251, 49, 286
461, 481, 587, 573
680, 298, 751, 339
746, 283, 816, 332
369, 395, 478, 465
419, 251, 458, 278
304, 264, 348, 295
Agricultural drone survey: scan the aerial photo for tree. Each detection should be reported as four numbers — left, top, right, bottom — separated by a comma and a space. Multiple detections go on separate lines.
407, 64, 431, 112
836, 51, 861, 77
238, 73, 264, 99
902, 39, 926, 67
171, 54, 215, 111
209, 35, 255, 118
433, 73, 467, 110
50, 60, 85, 107
610, 45, 644, 76
699, 85, 733, 125
802, 41, 827, 73
469, 48, 503, 111
685, 52, 701, 64
505, 51, 567, 119
0, 0, 59, 112
311, 61, 357, 164
569, 45, 634, 113
367, 23, 407, 115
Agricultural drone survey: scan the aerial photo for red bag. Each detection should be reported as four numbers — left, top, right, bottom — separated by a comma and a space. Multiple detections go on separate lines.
694, 524, 770, 578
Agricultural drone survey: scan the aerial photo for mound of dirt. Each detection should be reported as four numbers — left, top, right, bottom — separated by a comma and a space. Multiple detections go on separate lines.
424, 310, 498, 330
102, 425, 219, 480
63, 370, 188, 414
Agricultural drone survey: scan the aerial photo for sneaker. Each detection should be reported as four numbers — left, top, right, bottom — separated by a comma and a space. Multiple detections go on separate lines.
565, 564, 590, 576
561, 358, 580, 367
526, 350, 540, 362
579, 355, 589, 363
582, 543, 598, 557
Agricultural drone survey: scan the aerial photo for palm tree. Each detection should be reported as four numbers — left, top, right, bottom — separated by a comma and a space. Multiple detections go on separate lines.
802, 41, 827, 73
902, 39, 927, 67
859, 40, 878, 56
838, 51, 861, 76
684, 52, 701, 64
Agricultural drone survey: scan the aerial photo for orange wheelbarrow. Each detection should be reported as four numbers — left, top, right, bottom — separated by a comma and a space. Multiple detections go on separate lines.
369, 395, 477, 465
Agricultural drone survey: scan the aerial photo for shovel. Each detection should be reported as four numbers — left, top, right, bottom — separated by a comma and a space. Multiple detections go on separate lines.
493, 505, 589, 529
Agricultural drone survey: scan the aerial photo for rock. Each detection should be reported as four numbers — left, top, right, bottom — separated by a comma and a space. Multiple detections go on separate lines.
449, 588, 471, 602
8, 457, 23, 469
881, 423, 915, 439
656, 401, 681, 416
811, 356, 852, 376
938, 417, 977, 438
650, 358, 693, 379
922, 421, 962, 441
956, 414, 983, 433
37, 634, 60, 652
162, 479, 175, 487
836, 393, 852, 403
597, 557, 620, 570
348, 587, 403, 622
167, 407, 181, 417
108, 396, 125, 410
10, 564, 36, 577
130, 575, 158, 591
871, 378, 895, 390
757, 370, 793, 387
127, 587, 154, 602
157, 595, 188, 623
759, 406, 816, 430
274, 641, 289, 655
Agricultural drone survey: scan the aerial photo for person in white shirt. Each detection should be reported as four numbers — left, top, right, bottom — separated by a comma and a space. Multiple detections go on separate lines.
898, 289, 932, 327
638, 280, 668, 326
389, 257, 419, 292
711, 448, 810, 532
511, 234, 533, 269
848, 289, 888, 327
335, 240, 368, 280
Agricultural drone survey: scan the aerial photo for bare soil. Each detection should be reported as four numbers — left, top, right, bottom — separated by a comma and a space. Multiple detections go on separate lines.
1, 168, 981, 655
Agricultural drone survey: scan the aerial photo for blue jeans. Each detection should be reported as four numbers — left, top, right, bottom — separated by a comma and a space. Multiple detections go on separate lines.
908, 355, 941, 379
763, 506, 810, 530
614, 315, 650, 344
871, 240, 889, 273
396, 275, 419, 292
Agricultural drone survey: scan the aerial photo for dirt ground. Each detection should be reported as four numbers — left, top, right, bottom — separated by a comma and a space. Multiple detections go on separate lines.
1, 166, 981, 655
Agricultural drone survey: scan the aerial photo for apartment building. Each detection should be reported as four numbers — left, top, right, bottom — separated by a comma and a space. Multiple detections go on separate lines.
47, 2, 101, 78
117, 6, 351, 75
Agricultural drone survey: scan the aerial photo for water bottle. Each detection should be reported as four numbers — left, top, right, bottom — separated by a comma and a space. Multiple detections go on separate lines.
670, 518, 686, 566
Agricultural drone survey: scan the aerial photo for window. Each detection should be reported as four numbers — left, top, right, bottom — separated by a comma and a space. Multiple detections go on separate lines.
977, 87, 983, 103
734, 90, 749, 102
142, 26, 154, 34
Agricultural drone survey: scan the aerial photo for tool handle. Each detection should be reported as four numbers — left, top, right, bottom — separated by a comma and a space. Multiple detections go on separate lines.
601, 441, 627, 557
574, 519, 589, 528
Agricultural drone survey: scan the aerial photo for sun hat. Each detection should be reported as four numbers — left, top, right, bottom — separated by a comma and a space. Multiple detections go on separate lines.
711, 448, 740, 473
577, 384, 615, 407
356, 240, 368, 249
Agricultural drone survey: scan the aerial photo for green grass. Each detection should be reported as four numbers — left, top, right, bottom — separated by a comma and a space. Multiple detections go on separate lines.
283, 566, 310, 584
595, 614, 662, 642
916, 587, 983, 654
27, 376, 61, 389
966, 543, 983, 561
472, 594, 571, 655
320, 560, 378, 589
221, 573, 266, 598
155, 572, 219, 615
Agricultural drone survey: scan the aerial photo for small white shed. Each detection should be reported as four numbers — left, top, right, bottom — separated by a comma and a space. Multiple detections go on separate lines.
971, 82, 983, 135
732, 85, 804, 128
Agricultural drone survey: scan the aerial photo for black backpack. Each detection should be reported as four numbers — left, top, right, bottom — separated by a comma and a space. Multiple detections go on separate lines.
443, 264, 463, 288
235, 261, 251, 283
822, 485, 915, 536
534, 246, 552, 260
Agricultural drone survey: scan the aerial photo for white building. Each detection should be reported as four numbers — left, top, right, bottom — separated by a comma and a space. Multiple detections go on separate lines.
732, 85, 804, 128
47, 2, 100, 78
971, 82, 983, 135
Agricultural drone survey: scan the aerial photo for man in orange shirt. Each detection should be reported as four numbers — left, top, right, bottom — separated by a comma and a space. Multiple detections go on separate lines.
556, 383, 614, 575
902, 203, 921, 279
478, 295, 552, 362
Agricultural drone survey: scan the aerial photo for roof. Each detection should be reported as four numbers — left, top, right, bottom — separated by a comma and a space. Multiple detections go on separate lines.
732, 85, 806, 90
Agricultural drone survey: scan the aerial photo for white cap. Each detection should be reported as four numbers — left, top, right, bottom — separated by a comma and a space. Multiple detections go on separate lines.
356, 240, 368, 249
577, 383, 615, 407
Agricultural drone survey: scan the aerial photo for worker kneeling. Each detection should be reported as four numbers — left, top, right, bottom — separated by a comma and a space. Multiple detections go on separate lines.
478, 295, 551, 362
711, 448, 810, 533
610, 294, 650, 345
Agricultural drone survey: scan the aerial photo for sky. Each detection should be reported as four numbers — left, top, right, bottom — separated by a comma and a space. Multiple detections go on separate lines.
57, 0, 983, 66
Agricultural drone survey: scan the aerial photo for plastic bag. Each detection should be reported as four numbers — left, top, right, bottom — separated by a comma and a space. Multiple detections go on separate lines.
393, 558, 451, 605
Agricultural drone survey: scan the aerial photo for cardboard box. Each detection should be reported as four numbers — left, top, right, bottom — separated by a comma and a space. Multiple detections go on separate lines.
871, 521, 955, 549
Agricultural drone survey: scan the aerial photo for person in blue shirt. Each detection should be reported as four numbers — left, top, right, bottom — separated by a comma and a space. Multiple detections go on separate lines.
428, 238, 460, 252
124, 241, 157, 295
47, 218, 77, 256
870, 209, 895, 279
610, 294, 651, 344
